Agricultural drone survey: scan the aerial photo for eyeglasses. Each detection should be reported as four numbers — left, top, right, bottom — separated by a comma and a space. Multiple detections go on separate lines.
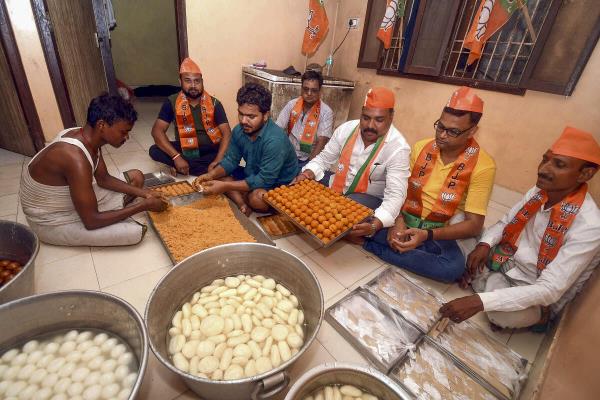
433, 119, 474, 138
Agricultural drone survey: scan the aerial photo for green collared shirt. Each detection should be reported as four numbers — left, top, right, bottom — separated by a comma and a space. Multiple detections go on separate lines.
219, 119, 299, 190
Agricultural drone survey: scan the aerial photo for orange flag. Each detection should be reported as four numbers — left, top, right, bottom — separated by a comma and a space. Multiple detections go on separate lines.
302, 0, 329, 56
377, 0, 405, 49
464, 0, 526, 65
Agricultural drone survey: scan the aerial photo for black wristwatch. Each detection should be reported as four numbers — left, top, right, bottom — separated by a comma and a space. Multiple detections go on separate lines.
426, 229, 434, 241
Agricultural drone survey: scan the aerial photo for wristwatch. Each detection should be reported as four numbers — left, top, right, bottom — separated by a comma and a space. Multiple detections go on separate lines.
366, 222, 377, 238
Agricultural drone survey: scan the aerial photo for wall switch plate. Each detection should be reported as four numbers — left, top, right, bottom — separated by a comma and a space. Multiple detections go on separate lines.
348, 18, 359, 29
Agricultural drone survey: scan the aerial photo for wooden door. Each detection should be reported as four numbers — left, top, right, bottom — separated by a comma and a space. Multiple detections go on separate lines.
43, 0, 108, 126
0, 1, 44, 156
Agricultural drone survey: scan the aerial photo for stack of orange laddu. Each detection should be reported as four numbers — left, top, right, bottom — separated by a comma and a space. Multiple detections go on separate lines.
264, 180, 372, 244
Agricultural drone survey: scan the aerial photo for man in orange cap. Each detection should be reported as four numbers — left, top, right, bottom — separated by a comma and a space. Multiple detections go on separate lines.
294, 87, 412, 242
149, 57, 232, 176
441, 127, 600, 330
363, 86, 496, 283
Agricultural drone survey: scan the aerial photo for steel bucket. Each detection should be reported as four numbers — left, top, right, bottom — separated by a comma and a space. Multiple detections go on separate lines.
284, 363, 412, 400
0, 220, 39, 304
145, 243, 324, 400
0, 290, 148, 399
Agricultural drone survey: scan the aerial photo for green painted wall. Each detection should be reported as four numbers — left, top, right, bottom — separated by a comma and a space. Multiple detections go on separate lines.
110, 0, 179, 86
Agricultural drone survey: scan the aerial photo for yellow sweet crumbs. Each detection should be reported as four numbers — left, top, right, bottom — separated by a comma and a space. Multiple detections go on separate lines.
149, 196, 256, 262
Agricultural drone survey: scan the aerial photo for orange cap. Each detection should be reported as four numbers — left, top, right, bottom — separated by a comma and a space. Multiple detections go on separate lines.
179, 57, 202, 75
447, 86, 483, 113
550, 126, 600, 165
364, 87, 395, 109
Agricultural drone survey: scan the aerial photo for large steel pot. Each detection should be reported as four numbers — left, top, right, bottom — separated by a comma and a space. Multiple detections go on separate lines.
284, 363, 412, 400
0, 220, 39, 304
145, 243, 324, 400
0, 290, 148, 399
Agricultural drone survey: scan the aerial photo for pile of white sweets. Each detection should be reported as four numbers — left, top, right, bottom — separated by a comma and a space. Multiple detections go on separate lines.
168, 274, 305, 380
304, 384, 379, 400
0, 329, 138, 400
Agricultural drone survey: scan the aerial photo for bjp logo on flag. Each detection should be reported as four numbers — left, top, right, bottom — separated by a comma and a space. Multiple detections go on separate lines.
301, 0, 329, 56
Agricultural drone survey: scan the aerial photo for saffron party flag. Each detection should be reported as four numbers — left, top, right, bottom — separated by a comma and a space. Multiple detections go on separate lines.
377, 0, 406, 49
302, 0, 329, 56
464, 0, 526, 65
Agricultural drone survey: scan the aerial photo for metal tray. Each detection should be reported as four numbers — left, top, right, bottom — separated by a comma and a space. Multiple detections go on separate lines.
263, 196, 372, 248
143, 171, 175, 187
390, 336, 505, 400
325, 287, 422, 373
364, 267, 445, 334
426, 321, 528, 400
148, 195, 274, 264
255, 214, 299, 240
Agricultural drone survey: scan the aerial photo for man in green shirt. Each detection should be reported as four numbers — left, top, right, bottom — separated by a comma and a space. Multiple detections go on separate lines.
193, 83, 299, 215
149, 57, 232, 176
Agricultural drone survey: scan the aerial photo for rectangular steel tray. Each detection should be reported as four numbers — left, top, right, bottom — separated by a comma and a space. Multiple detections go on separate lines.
263, 195, 372, 248
143, 171, 175, 187
426, 321, 528, 400
390, 336, 506, 400
148, 194, 274, 264
255, 214, 299, 240
325, 287, 422, 373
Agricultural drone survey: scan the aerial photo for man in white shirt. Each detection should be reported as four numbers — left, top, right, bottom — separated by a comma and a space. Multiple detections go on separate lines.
276, 70, 334, 169
441, 127, 600, 329
294, 87, 411, 242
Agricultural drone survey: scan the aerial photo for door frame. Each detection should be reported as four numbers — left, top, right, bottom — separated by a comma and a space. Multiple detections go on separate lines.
32, 0, 189, 126
0, 0, 45, 152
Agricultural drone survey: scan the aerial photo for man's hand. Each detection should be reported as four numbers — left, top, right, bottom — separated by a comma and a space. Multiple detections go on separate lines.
143, 196, 169, 212
387, 222, 410, 251
192, 173, 213, 191
460, 243, 491, 289
143, 189, 164, 199
207, 161, 219, 172
395, 228, 428, 252
439, 295, 484, 323
291, 169, 315, 184
173, 157, 190, 175
347, 217, 382, 239
201, 180, 229, 195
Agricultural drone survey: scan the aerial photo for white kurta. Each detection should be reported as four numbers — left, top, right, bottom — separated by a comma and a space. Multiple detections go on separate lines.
303, 120, 411, 227
478, 186, 600, 313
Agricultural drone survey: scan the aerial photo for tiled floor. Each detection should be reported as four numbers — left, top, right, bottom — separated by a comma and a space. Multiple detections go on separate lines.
0, 99, 544, 399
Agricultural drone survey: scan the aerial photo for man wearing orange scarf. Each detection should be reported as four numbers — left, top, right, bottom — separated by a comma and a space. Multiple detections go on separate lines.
364, 87, 496, 283
149, 57, 232, 176
294, 87, 411, 242
441, 127, 600, 330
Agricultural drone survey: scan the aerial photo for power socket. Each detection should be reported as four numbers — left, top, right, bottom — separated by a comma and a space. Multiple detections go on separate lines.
348, 18, 359, 29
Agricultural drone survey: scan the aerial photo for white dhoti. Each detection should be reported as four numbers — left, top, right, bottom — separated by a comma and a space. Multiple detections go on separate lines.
472, 269, 542, 329
19, 128, 145, 247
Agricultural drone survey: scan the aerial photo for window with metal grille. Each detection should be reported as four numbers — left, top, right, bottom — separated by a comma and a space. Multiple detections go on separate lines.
358, 0, 600, 96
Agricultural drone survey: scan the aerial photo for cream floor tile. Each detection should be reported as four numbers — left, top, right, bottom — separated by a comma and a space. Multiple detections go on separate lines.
102, 266, 170, 314
133, 133, 157, 151
138, 352, 188, 400
104, 138, 144, 154
92, 233, 172, 288
0, 148, 25, 165
274, 236, 304, 258
0, 162, 23, 179
307, 244, 383, 288
36, 242, 92, 266
507, 330, 545, 362
0, 194, 19, 217
442, 283, 474, 301
171, 390, 202, 400
299, 254, 345, 302
110, 150, 162, 174
286, 233, 322, 256
34, 252, 99, 294
484, 203, 510, 228
0, 176, 20, 195
346, 264, 387, 291
317, 320, 368, 365
324, 289, 350, 309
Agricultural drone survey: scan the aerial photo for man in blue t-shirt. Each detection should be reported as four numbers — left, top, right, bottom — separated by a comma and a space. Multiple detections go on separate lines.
149, 57, 232, 176
192, 84, 299, 215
